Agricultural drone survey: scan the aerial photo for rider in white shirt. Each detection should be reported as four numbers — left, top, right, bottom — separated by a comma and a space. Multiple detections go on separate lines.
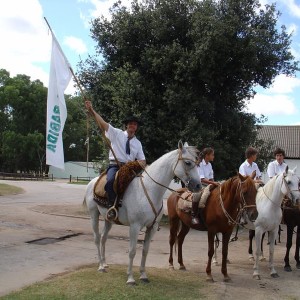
85, 101, 146, 209
267, 147, 287, 178
239, 147, 263, 184
192, 148, 219, 225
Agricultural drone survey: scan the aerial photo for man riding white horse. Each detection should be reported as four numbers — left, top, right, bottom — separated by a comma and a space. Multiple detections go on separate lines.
85, 101, 146, 217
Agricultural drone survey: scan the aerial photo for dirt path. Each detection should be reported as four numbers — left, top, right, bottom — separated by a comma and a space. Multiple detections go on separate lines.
1, 180, 300, 299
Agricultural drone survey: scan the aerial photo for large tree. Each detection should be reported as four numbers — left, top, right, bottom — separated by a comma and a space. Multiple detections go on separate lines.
79, 0, 297, 178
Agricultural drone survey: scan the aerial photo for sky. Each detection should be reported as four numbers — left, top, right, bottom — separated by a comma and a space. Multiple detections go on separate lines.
0, 0, 299, 125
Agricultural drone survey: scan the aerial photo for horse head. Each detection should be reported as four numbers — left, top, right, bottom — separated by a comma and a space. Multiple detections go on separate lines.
174, 141, 201, 192
238, 173, 258, 222
282, 166, 300, 208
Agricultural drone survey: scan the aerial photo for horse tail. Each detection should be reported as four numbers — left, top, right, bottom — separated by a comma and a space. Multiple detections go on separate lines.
83, 196, 87, 209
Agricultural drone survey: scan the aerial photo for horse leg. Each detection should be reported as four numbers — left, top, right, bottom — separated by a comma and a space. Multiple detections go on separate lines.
126, 224, 140, 285
168, 216, 180, 270
248, 230, 255, 261
212, 234, 219, 266
177, 222, 190, 270
98, 220, 112, 271
221, 232, 232, 282
206, 231, 215, 282
253, 228, 263, 280
260, 232, 266, 261
278, 225, 282, 243
294, 226, 300, 269
284, 225, 293, 272
139, 223, 158, 283
268, 228, 279, 278
89, 205, 103, 271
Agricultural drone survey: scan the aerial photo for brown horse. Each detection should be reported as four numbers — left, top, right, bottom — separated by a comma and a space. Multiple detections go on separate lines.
167, 173, 257, 282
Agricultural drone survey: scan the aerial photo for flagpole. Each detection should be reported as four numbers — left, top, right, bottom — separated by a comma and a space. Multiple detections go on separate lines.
44, 17, 121, 170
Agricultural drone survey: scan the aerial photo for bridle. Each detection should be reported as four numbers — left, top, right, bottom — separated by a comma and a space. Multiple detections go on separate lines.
261, 174, 300, 206
172, 148, 200, 187
219, 177, 256, 226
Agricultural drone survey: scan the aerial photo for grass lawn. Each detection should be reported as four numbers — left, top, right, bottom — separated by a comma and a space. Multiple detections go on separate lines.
1, 265, 208, 300
0, 183, 24, 196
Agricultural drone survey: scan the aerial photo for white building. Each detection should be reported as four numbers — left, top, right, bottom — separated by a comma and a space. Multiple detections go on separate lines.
49, 161, 100, 180
258, 125, 300, 181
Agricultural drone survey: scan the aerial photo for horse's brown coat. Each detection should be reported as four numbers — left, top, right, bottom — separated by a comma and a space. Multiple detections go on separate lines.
167, 174, 257, 281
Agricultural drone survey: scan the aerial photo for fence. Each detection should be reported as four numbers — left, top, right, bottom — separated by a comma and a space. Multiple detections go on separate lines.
0, 172, 54, 181
69, 175, 92, 183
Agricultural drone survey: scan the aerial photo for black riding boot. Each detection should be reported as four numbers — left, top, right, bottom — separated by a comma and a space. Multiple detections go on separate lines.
191, 201, 200, 225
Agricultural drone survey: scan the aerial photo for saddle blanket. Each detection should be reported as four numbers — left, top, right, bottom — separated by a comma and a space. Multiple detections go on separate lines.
177, 185, 211, 212
93, 161, 143, 208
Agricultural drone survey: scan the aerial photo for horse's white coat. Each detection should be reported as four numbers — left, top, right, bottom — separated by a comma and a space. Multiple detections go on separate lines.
252, 167, 300, 279
84, 144, 201, 284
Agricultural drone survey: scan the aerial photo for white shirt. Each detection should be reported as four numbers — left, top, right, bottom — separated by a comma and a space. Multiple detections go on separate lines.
198, 159, 214, 180
105, 124, 145, 163
239, 160, 261, 178
267, 160, 287, 178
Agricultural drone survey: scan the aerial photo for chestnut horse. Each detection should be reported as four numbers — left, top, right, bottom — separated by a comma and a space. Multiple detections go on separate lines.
167, 173, 257, 282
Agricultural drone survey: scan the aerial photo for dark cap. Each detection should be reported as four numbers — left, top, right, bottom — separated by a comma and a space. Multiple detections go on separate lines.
122, 116, 143, 126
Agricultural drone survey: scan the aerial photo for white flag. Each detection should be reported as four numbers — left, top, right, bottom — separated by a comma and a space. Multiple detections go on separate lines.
46, 34, 72, 169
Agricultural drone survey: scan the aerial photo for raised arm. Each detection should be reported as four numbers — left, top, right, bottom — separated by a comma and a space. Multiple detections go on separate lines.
85, 100, 109, 132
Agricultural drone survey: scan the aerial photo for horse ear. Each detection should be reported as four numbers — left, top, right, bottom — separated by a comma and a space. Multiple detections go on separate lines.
293, 166, 297, 173
250, 170, 256, 179
178, 140, 184, 150
285, 165, 289, 175
238, 172, 246, 181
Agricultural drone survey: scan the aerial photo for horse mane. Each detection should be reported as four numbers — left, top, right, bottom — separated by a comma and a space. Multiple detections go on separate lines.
256, 175, 278, 202
219, 176, 238, 195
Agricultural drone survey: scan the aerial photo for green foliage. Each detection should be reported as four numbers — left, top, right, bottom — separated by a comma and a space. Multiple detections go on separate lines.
0, 69, 100, 173
78, 0, 298, 178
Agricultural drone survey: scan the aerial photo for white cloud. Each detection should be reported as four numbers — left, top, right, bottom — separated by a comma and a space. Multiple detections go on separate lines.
64, 36, 88, 54
248, 94, 298, 116
0, 0, 76, 94
280, 0, 300, 18
0, 0, 51, 85
266, 74, 300, 94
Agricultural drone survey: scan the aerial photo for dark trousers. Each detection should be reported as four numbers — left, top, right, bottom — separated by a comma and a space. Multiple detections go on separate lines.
105, 165, 120, 206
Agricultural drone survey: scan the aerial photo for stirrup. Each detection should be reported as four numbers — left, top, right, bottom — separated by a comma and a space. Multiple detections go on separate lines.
106, 206, 118, 221
191, 217, 200, 225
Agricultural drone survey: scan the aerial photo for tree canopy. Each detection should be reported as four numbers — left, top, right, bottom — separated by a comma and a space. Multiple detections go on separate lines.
78, 0, 298, 178
0, 69, 98, 173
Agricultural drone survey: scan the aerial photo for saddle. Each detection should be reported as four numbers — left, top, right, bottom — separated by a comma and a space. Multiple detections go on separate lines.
93, 161, 143, 208
177, 185, 212, 213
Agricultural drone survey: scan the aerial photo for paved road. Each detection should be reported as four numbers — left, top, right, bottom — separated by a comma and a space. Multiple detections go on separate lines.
1, 180, 300, 299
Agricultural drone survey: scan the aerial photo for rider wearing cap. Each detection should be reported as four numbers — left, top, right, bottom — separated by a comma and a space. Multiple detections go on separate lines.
85, 101, 146, 208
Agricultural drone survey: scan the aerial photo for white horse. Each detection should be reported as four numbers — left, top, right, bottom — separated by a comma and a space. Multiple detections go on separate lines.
84, 141, 201, 285
250, 167, 300, 280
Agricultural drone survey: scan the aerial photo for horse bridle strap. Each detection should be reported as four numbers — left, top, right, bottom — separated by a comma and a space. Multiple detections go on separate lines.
139, 176, 163, 229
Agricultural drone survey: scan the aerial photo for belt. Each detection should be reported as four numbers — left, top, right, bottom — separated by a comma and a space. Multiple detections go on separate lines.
109, 160, 126, 166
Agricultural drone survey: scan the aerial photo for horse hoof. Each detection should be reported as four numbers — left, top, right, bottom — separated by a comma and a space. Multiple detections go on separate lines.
212, 262, 219, 266
126, 281, 136, 286
179, 266, 187, 271
98, 268, 107, 273
140, 278, 150, 284
249, 257, 255, 262
169, 266, 175, 271
104, 264, 109, 269
271, 273, 279, 278
259, 257, 266, 262
284, 266, 292, 272
206, 277, 214, 282
253, 275, 261, 280
224, 277, 231, 283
